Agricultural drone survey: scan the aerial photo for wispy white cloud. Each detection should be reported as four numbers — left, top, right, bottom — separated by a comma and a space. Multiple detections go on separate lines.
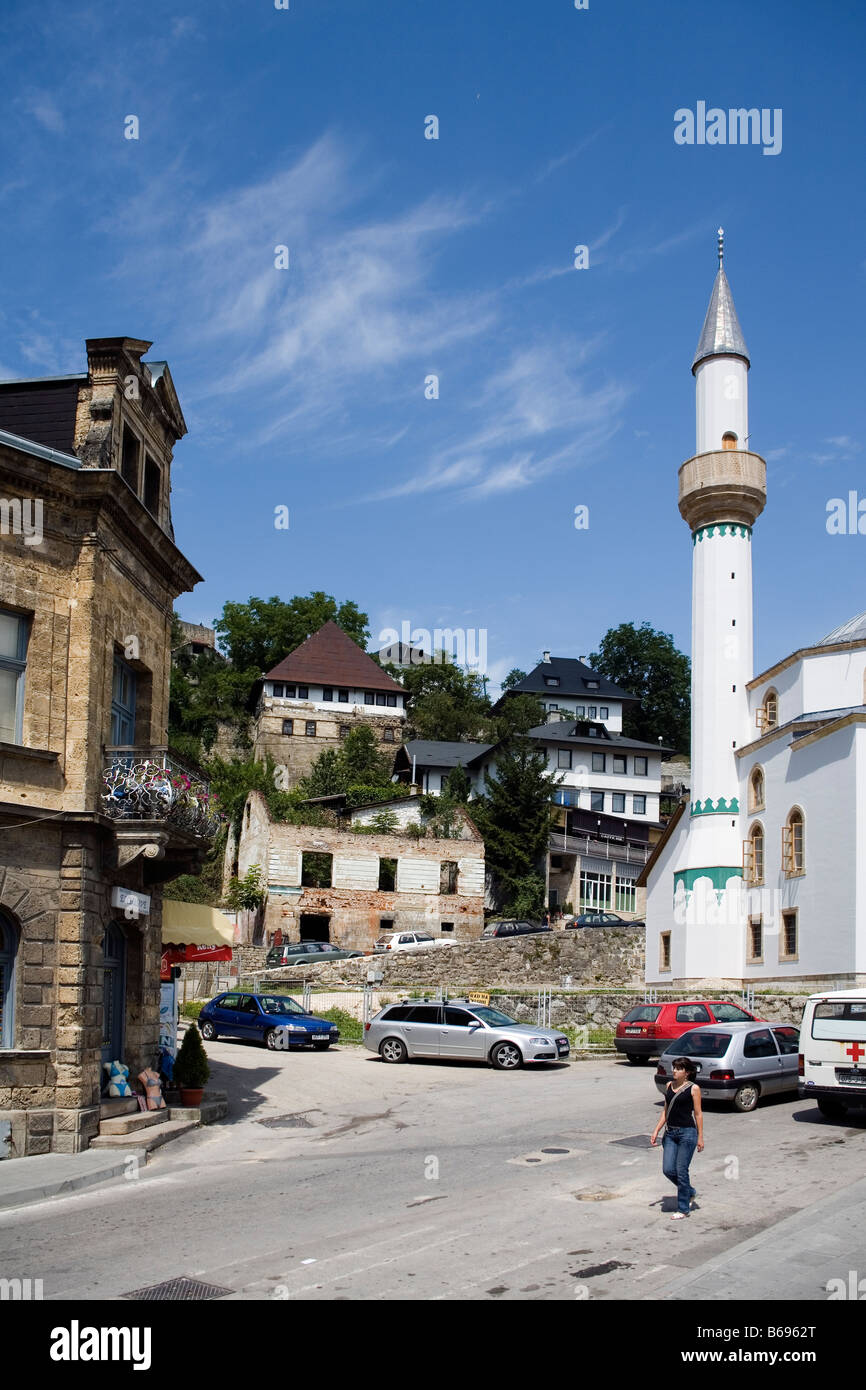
20, 90, 65, 134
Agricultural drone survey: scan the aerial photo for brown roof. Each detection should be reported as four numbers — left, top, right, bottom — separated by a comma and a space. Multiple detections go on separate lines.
264, 621, 404, 693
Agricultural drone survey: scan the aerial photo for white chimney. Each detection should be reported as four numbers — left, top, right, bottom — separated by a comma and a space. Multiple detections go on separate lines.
542, 650, 551, 663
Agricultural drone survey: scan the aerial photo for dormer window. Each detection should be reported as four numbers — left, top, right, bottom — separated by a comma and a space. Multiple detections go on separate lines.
545, 676, 560, 687
586, 679, 600, 690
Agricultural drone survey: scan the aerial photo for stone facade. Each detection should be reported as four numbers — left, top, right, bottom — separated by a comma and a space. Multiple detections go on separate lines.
234, 791, 485, 951
254, 701, 402, 786
0, 337, 211, 1157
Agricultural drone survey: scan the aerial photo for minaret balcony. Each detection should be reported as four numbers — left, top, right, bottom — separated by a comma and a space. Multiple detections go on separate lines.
678, 449, 766, 532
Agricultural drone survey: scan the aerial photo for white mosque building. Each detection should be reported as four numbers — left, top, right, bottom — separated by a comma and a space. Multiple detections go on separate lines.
640, 231, 866, 990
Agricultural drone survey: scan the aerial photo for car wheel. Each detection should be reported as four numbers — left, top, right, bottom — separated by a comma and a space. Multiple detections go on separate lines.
379, 1037, 408, 1064
626, 1053, 648, 1065
199, 1020, 217, 1041
265, 1028, 286, 1051
733, 1082, 760, 1112
817, 1097, 847, 1120
491, 1041, 523, 1071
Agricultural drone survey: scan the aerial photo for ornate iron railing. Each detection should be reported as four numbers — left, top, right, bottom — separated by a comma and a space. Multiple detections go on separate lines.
101, 748, 221, 838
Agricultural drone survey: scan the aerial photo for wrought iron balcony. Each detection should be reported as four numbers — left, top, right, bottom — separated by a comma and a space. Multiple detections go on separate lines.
101, 747, 221, 839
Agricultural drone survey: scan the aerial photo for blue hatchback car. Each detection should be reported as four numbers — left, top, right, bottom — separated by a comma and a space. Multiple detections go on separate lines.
198, 991, 339, 1051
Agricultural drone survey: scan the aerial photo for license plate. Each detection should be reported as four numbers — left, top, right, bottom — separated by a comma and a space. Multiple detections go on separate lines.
557, 1042, 569, 1052
836, 1070, 866, 1084
625, 1027, 641, 1034
313, 1033, 328, 1040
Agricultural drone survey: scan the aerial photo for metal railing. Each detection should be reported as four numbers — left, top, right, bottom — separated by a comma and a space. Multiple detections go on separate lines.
101, 746, 221, 837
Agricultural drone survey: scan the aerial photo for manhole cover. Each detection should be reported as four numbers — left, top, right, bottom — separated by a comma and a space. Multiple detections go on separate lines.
525, 1157, 542, 1163
574, 1190, 621, 1201
541, 1147, 570, 1154
121, 1276, 234, 1301
572, 1259, 632, 1279
256, 1114, 314, 1128
610, 1134, 653, 1149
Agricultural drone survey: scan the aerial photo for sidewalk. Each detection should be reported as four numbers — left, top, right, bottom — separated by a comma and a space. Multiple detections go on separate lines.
0, 1151, 134, 1210
652, 1172, 866, 1301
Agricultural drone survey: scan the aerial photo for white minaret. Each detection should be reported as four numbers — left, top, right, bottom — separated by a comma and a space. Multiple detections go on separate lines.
674, 231, 767, 969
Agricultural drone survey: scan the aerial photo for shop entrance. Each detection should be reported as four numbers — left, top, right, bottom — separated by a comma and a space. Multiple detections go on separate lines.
299, 914, 331, 943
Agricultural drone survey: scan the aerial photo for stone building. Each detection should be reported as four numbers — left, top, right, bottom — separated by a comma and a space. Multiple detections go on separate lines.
0, 338, 217, 1157
235, 790, 485, 949
254, 620, 407, 786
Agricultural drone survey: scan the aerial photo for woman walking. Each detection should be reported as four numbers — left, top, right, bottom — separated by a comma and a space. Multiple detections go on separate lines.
650, 1057, 704, 1219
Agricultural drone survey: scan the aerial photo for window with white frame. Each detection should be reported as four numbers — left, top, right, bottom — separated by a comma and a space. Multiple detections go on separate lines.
615, 878, 636, 912
0, 610, 29, 744
612, 792, 625, 813
580, 870, 612, 909
632, 794, 646, 814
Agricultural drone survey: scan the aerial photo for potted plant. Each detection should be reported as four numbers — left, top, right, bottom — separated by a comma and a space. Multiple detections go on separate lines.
173, 1022, 210, 1107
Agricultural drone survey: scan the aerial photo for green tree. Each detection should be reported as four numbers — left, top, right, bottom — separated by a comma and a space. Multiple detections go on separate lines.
471, 737, 560, 913
338, 725, 393, 787
213, 592, 369, 672
589, 622, 690, 754
225, 864, 266, 912
487, 692, 545, 742
500, 668, 526, 691
393, 657, 489, 741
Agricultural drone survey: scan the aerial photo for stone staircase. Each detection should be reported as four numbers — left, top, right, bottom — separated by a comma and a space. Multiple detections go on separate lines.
90, 1092, 228, 1153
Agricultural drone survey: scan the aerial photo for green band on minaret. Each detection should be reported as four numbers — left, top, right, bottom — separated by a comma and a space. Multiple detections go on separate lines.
674, 867, 743, 894
690, 796, 740, 815
692, 524, 752, 545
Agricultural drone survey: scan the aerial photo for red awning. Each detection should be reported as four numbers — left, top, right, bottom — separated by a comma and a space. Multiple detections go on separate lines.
161, 943, 233, 980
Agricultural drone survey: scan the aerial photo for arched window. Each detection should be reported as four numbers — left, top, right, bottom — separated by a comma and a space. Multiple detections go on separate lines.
0, 911, 19, 1049
722, 431, 738, 450
745, 822, 764, 885
784, 808, 805, 876
764, 689, 778, 729
749, 766, 765, 812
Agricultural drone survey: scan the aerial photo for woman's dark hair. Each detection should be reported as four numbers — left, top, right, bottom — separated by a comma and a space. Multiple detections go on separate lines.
671, 1057, 698, 1081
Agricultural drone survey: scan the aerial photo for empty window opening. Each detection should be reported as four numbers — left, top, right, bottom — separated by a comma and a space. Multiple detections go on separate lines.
378, 857, 397, 892
143, 454, 161, 516
440, 860, 458, 895
301, 852, 332, 888
121, 426, 140, 491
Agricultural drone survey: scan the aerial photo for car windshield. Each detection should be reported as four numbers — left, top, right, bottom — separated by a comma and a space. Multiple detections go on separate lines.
662, 1031, 732, 1058
258, 996, 306, 1015
466, 1006, 516, 1027
712, 1003, 752, 1022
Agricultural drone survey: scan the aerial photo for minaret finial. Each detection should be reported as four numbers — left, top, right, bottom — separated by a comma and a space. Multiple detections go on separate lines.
717, 227, 725, 267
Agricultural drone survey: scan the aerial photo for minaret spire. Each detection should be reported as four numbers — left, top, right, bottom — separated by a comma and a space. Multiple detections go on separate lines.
717, 226, 724, 267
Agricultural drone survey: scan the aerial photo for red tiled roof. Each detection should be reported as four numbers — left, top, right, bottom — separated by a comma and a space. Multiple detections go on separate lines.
264, 621, 404, 693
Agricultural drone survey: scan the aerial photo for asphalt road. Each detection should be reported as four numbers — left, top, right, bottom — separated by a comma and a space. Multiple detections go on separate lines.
2, 1037, 865, 1302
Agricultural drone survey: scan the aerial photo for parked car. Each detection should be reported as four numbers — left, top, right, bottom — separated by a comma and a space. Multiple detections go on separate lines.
198, 991, 339, 1050
265, 942, 364, 968
364, 998, 570, 1069
798, 988, 866, 1119
615, 998, 764, 1062
374, 932, 456, 952
654, 1022, 800, 1112
567, 911, 645, 929
480, 919, 552, 940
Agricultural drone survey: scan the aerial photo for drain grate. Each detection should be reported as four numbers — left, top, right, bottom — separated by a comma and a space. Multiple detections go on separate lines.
541, 1147, 570, 1154
256, 1113, 314, 1129
610, 1134, 653, 1149
121, 1276, 234, 1301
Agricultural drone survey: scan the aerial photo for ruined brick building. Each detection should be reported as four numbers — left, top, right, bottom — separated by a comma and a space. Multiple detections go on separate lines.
0, 338, 216, 1157
235, 790, 485, 949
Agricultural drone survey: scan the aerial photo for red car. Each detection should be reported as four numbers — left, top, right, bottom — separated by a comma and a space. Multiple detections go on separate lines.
615, 999, 764, 1063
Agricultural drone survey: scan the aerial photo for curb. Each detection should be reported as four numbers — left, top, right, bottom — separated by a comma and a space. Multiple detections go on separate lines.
0, 1154, 134, 1211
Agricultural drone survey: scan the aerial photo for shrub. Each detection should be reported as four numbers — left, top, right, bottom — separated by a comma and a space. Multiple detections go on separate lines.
174, 1022, 211, 1088
180, 1001, 204, 1019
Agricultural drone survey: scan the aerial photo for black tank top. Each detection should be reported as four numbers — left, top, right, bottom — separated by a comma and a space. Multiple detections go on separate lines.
665, 1083, 696, 1128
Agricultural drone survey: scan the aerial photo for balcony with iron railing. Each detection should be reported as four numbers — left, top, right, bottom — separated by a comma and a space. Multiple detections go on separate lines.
101, 747, 221, 840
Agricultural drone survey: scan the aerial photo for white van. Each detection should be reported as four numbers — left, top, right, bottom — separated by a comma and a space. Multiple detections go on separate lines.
799, 988, 866, 1118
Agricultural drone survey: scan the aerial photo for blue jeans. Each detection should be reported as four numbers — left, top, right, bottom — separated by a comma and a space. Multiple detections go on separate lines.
662, 1127, 698, 1213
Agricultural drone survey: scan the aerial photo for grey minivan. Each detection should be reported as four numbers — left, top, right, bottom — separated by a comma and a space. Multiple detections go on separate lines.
364, 999, 570, 1070
654, 1022, 800, 1112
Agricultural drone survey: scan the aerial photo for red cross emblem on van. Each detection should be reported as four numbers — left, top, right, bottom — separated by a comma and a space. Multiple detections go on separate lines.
846, 1042, 865, 1064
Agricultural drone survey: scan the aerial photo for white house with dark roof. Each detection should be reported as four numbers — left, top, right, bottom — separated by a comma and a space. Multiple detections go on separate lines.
494, 652, 638, 732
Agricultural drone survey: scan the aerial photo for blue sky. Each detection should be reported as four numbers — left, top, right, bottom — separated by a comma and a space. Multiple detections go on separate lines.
1, 0, 864, 691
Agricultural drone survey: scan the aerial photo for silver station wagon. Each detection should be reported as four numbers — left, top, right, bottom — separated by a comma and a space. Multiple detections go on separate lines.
364, 999, 570, 1070
654, 1021, 800, 1112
